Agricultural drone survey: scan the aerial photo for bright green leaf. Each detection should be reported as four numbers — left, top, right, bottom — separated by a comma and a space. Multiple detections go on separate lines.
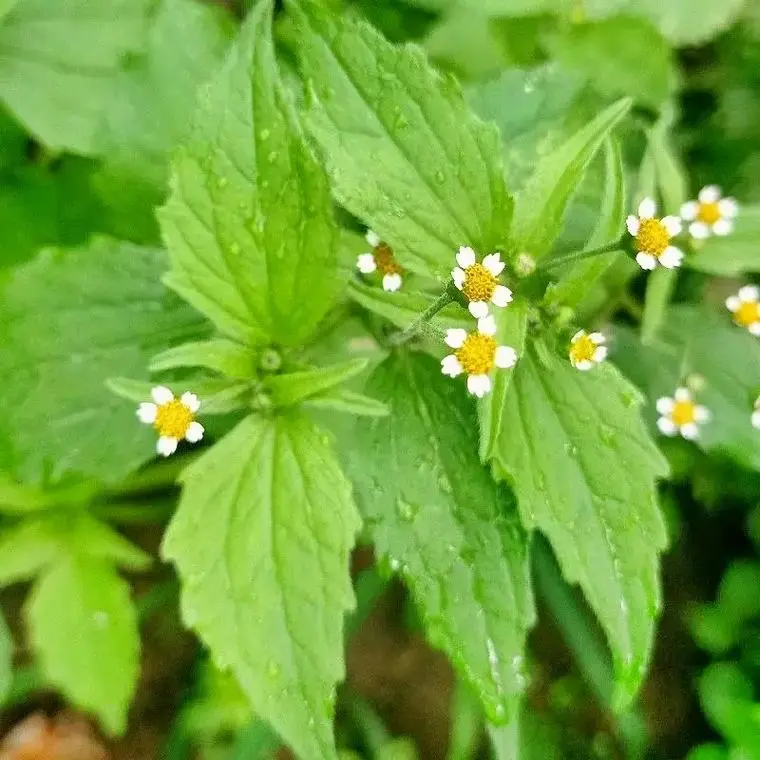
150, 338, 256, 379
687, 205, 760, 276
302, 389, 389, 417
290, 0, 513, 280
162, 412, 361, 760
160, 0, 343, 346
264, 359, 369, 408
489, 343, 668, 704
28, 554, 140, 734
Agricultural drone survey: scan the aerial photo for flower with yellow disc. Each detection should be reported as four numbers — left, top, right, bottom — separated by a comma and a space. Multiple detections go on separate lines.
726, 285, 760, 336
450, 246, 513, 318
357, 231, 404, 292
569, 330, 607, 371
681, 186, 738, 239
656, 387, 710, 440
626, 197, 683, 271
137, 386, 204, 457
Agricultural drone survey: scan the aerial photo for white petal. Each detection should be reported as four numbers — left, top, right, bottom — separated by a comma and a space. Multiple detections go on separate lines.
482, 252, 505, 276
451, 267, 466, 289
589, 332, 605, 345
739, 285, 760, 302
181, 392, 200, 413
494, 345, 517, 369
477, 315, 497, 337
575, 360, 593, 371
662, 216, 682, 237
137, 402, 157, 424
572, 329, 585, 341
357, 253, 377, 273
383, 273, 402, 292
157, 436, 179, 457
636, 252, 657, 270
365, 230, 380, 247
749, 322, 760, 336
658, 246, 683, 269
152, 385, 174, 405
694, 406, 711, 423
456, 246, 476, 269
467, 374, 492, 398
185, 421, 204, 443
752, 409, 760, 429
638, 197, 656, 219
718, 197, 739, 218
712, 219, 733, 237
680, 201, 699, 220
726, 295, 741, 312
699, 185, 720, 203
656, 397, 674, 415
689, 221, 710, 239
626, 215, 640, 236
657, 417, 678, 436
680, 423, 700, 440
593, 346, 608, 363
468, 301, 490, 319
674, 387, 691, 402
441, 354, 464, 378
445, 328, 467, 349
491, 285, 513, 307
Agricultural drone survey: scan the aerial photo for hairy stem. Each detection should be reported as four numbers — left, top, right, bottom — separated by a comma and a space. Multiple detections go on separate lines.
389, 283, 459, 347
537, 237, 626, 273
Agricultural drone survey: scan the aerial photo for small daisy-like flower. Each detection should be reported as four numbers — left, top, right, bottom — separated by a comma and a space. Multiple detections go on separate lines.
356, 231, 404, 292
569, 330, 607, 371
680, 185, 738, 239
752, 398, 760, 430
451, 246, 513, 318
656, 387, 710, 440
137, 386, 204, 457
626, 197, 683, 271
441, 315, 517, 398
725, 285, 760, 336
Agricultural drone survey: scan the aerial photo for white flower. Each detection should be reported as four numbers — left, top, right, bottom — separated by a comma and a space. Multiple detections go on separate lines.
681, 186, 739, 239
357, 231, 404, 292
725, 284, 760, 336
656, 387, 710, 440
441, 315, 517, 398
451, 246, 513, 318
137, 386, 204, 457
569, 330, 607, 371
753, 398, 760, 430
626, 197, 683, 270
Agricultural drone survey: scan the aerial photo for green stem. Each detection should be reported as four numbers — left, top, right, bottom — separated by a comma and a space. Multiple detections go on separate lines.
537, 238, 625, 273
389, 284, 458, 347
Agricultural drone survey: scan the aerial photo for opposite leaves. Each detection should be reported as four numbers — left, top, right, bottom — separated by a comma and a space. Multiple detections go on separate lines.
162, 412, 361, 760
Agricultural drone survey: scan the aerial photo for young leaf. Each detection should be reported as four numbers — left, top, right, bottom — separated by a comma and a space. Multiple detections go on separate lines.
687, 205, 760, 276
489, 343, 668, 704
162, 412, 361, 760
302, 389, 389, 417
264, 359, 369, 408
27, 554, 140, 734
149, 338, 256, 378
0, 239, 207, 486
0, 0, 154, 155
344, 353, 535, 722
290, 0, 513, 280
509, 98, 631, 261
160, 0, 343, 347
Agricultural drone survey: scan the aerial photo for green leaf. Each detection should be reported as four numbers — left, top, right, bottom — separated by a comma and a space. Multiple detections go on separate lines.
687, 205, 760, 276
28, 554, 139, 734
150, 338, 256, 378
160, 0, 342, 346
162, 412, 361, 760
0, 608, 12, 703
489, 343, 668, 704
290, 1, 512, 280
613, 306, 760, 473
302, 389, 389, 417
264, 359, 369, 408
345, 353, 535, 722
0, 239, 206, 485
0, 0, 153, 155
509, 98, 631, 261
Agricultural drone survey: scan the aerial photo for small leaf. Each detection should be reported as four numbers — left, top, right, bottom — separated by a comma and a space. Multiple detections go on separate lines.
150, 339, 256, 378
303, 389, 389, 417
264, 360, 370, 408
28, 554, 140, 734
162, 412, 361, 760
160, 0, 343, 346
290, 0, 513, 280
510, 98, 631, 261
489, 342, 668, 704
687, 205, 760, 276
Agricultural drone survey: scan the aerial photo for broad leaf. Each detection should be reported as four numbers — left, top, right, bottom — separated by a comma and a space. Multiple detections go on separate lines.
163, 412, 361, 760
0, 0, 153, 155
28, 554, 140, 734
290, 1, 513, 280
489, 343, 668, 703
160, 0, 342, 346
264, 359, 369, 407
687, 205, 760, 276
345, 353, 535, 722
0, 239, 206, 485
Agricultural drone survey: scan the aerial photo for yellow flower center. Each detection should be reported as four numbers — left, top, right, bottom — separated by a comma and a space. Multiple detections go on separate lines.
455, 333, 496, 375
697, 202, 721, 224
462, 263, 498, 303
569, 335, 596, 364
670, 400, 697, 427
373, 243, 403, 276
154, 400, 194, 439
635, 218, 670, 256
735, 300, 760, 327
